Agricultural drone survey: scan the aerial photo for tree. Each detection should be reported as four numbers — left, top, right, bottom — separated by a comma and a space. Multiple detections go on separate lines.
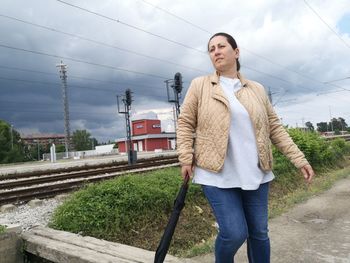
316, 122, 328, 132
305, 121, 314, 131
56, 144, 66, 153
72, 130, 93, 151
27, 142, 52, 161
0, 120, 28, 163
90, 137, 98, 150
328, 117, 348, 133
338, 117, 348, 131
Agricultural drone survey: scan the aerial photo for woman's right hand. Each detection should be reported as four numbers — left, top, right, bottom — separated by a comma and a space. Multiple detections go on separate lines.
181, 165, 194, 181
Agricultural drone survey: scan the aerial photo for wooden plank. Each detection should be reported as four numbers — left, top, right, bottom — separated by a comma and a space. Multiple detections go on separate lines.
22, 232, 135, 263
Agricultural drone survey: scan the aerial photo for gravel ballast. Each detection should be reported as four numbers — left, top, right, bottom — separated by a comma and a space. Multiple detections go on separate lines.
0, 198, 63, 231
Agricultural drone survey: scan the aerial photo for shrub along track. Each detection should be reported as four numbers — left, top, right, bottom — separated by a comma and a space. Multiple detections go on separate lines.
0, 156, 179, 206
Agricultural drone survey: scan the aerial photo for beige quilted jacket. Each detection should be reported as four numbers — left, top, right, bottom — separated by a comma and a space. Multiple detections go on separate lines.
176, 72, 309, 172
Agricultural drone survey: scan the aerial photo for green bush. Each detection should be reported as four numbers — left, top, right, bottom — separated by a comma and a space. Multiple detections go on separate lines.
50, 167, 203, 243
287, 129, 349, 168
329, 138, 350, 158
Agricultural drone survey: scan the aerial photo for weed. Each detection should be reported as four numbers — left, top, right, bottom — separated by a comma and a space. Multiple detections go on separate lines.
0, 224, 6, 234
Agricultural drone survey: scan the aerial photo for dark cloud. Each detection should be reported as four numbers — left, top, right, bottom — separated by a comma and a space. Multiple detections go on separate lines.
1, 0, 350, 142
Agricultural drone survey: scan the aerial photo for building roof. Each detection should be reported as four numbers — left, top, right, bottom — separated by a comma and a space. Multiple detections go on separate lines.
132, 119, 160, 122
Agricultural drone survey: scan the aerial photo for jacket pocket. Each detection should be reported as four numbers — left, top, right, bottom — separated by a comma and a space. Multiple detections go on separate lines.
194, 133, 211, 165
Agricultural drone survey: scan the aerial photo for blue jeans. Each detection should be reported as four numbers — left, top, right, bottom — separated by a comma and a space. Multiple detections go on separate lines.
202, 183, 270, 263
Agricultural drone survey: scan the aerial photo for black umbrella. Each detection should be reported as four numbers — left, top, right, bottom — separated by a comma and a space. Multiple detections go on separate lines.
154, 174, 190, 263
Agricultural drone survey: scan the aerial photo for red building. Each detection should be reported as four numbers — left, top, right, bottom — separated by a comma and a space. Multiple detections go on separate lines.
116, 119, 175, 152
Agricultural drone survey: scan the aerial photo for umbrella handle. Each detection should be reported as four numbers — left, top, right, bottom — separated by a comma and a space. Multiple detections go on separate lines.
183, 172, 190, 185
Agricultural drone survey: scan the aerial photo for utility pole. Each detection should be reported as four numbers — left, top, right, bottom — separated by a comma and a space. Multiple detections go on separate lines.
117, 89, 136, 165
56, 61, 71, 158
329, 106, 334, 132
37, 141, 40, 161
34, 140, 40, 160
302, 117, 305, 132
10, 124, 13, 150
91, 138, 95, 150
172, 105, 177, 133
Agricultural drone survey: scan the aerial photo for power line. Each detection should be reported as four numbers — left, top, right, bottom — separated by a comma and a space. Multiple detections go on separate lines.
240, 47, 325, 85
0, 76, 170, 100
0, 43, 169, 80
275, 88, 349, 108
0, 42, 334, 103
139, 0, 211, 34
55, 0, 206, 54
303, 0, 350, 49
0, 105, 173, 116
273, 90, 289, 106
0, 108, 118, 116
0, 76, 61, 87
0, 65, 57, 76
0, 42, 342, 105
0, 14, 342, 101
242, 66, 315, 92
0, 43, 319, 96
56, 0, 323, 92
0, 65, 161, 89
317, 88, 350, 96
136, 0, 347, 93
1, 10, 336, 94
0, 65, 161, 90
324, 76, 350, 84
0, 13, 208, 74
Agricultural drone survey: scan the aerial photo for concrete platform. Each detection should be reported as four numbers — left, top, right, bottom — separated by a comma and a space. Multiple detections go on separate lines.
0, 151, 177, 176
0, 225, 23, 263
22, 226, 195, 263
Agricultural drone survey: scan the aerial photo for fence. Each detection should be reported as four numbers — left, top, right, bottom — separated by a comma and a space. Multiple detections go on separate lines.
43, 149, 119, 161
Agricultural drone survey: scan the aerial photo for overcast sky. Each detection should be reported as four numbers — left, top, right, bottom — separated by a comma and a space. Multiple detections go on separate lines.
0, 0, 349, 143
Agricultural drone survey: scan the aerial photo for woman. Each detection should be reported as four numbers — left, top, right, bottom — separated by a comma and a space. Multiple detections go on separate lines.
176, 32, 315, 263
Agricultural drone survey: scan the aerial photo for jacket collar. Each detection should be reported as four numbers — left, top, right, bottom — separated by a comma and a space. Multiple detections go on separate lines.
210, 71, 249, 87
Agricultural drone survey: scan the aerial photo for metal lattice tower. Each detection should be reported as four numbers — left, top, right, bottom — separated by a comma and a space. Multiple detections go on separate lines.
56, 61, 71, 158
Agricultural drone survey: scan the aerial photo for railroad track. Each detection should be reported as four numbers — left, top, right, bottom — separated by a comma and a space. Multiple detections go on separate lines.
0, 156, 179, 206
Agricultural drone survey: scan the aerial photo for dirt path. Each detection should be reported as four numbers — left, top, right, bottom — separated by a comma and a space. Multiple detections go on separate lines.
192, 175, 350, 262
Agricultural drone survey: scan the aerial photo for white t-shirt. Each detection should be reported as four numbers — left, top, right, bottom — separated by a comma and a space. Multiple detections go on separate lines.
192, 76, 274, 190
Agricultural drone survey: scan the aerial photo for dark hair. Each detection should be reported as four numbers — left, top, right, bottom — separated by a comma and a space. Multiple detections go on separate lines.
208, 32, 240, 71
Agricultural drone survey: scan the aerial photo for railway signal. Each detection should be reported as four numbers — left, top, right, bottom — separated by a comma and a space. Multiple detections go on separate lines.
165, 72, 183, 120
117, 89, 137, 165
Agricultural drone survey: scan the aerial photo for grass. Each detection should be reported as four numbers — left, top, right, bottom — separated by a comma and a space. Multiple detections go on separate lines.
49, 167, 217, 255
269, 160, 350, 218
0, 224, 6, 234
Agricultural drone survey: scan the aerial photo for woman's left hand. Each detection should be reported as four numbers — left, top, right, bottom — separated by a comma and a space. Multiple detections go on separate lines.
300, 164, 315, 183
